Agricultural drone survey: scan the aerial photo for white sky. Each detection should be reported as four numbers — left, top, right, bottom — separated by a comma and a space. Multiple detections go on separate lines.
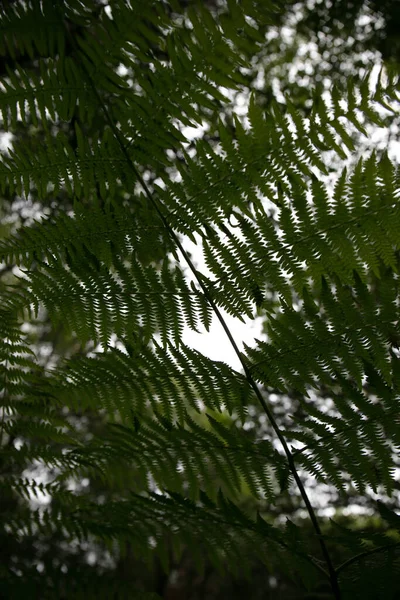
181, 236, 263, 371
183, 313, 261, 370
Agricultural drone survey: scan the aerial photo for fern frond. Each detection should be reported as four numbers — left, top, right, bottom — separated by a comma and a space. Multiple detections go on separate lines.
66, 414, 277, 502
0, 124, 126, 199
2, 0, 400, 595
15, 489, 304, 578
54, 344, 252, 423
0, 58, 98, 130
19, 258, 211, 347
245, 268, 400, 493
152, 81, 399, 323
0, 1, 66, 60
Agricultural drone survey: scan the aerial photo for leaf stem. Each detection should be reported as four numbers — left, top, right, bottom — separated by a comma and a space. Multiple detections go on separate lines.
336, 542, 400, 576
76, 45, 341, 599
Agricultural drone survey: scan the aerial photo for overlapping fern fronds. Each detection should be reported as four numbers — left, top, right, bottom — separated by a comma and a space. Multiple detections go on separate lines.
1, 0, 400, 598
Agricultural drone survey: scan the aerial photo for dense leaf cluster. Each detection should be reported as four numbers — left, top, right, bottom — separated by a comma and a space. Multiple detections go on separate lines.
1, 1, 400, 598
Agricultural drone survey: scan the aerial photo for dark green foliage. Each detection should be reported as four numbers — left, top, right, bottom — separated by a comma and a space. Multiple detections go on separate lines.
1, 1, 400, 598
